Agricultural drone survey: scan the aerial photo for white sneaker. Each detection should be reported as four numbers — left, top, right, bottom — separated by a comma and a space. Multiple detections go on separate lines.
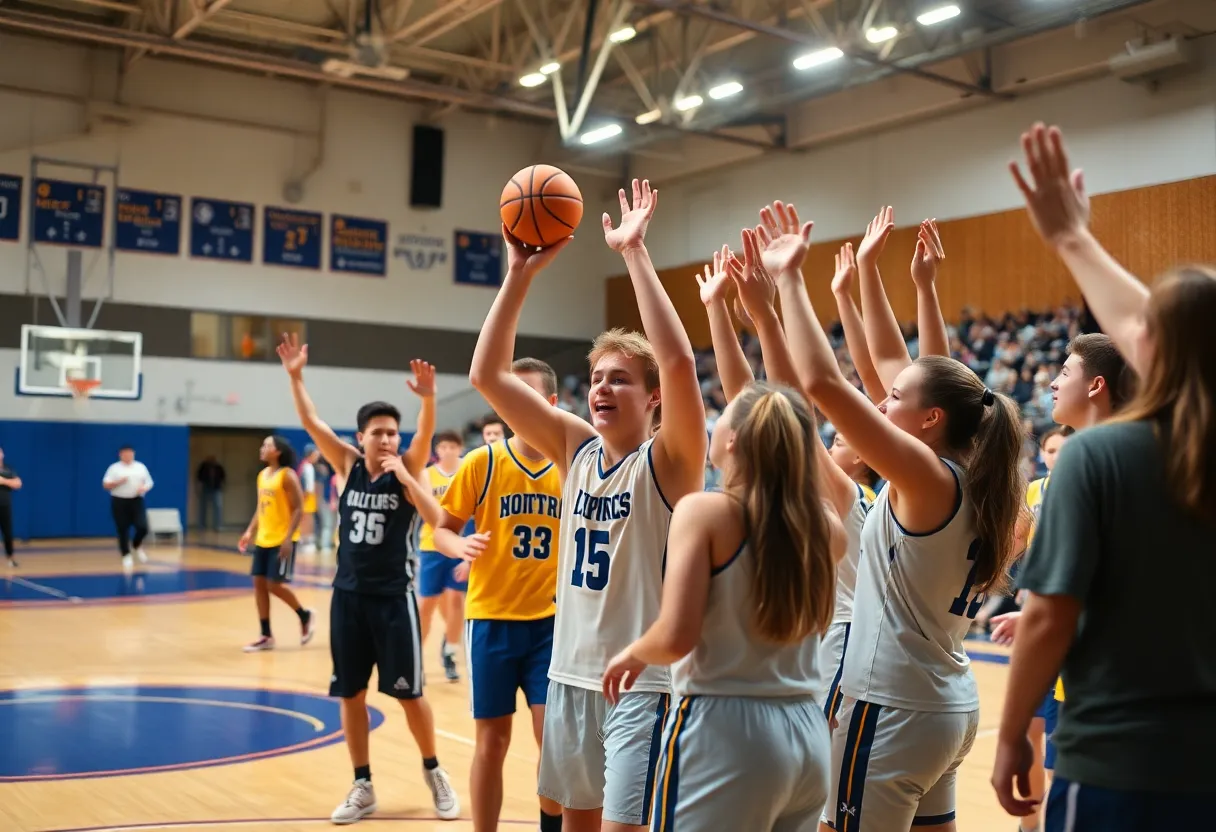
121, 554, 134, 572
424, 765, 459, 820
331, 778, 376, 824
135, 548, 149, 563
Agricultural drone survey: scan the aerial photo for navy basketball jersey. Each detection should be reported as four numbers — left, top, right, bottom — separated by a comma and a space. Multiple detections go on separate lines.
334, 457, 419, 596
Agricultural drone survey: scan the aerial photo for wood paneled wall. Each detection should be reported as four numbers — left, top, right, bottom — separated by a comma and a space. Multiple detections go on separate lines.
605, 175, 1216, 350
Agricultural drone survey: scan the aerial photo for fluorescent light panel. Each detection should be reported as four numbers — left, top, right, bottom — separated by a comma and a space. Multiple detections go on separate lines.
609, 26, 637, 43
917, 4, 961, 25
708, 81, 743, 100
635, 109, 661, 125
866, 25, 898, 44
580, 124, 623, 145
675, 94, 703, 111
539, 61, 560, 75
519, 72, 546, 87
793, 47, 844, 70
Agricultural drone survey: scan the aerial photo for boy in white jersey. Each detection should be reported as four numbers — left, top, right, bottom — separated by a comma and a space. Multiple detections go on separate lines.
603, 382, 846, 831
751, 200, 1025, 831
468, 179, 707, 831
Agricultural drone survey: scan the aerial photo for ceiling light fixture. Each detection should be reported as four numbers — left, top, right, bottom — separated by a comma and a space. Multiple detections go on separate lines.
580, 124, 623, 145
866, 26, 898, 44
635, 109, 661, 125
609, 26, 637, 44
917, 4, 961, 26
539, 61, 560, 75
792, 46, 844, 70
674, 94, 704, 111
708, 81, 743, 100
518, 72, 546, 88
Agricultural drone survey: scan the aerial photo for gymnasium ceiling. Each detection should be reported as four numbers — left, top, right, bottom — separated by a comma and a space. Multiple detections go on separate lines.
0, 0, 1208, 158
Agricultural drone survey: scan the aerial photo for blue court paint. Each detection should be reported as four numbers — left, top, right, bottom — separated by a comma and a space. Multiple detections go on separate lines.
0, 568, 251, 603
0, 685, 385, 781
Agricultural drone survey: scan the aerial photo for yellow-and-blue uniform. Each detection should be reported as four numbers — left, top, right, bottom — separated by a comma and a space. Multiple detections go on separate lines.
417, 465, 467, 598
1026, 474, 1061, 767
440, 439, 560, 719
252, 466, 300, 582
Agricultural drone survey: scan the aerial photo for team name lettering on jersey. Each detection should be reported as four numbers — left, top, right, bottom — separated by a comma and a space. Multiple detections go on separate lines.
498, 493, 561, 520
570, 489, 631, 522
345, 490, 400, 512
433, 483, 449, 498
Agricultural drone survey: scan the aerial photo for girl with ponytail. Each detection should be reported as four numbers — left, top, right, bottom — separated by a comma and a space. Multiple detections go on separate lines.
602, 381, 846, 831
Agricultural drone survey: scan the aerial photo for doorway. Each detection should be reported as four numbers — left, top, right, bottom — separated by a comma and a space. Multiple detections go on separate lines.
188, 427, 267, 532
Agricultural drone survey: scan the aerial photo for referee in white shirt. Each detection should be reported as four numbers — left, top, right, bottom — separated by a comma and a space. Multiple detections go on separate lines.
102, 445, 154, 569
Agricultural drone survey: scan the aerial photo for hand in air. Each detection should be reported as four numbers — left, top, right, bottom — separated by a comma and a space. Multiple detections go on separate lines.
502, 225, 571, 279
277, 332, 308, 376
988, 610, 1022, 646
1010, 122, 1090, 246
695, 245, 734, 307
910, 219, 945, 288
856, 206, 895, 265
991, 733, 1040, 818
831, 242, 857, 295
455, 531, 491, 563
603, 178, 658, 253
756, 200, 813, 276
730, 227, 778, 320
602, 647, 648, 705
406, 359, 436, 399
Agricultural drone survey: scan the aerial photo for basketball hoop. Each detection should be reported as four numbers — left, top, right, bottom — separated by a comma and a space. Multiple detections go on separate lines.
67, 377, 101, 411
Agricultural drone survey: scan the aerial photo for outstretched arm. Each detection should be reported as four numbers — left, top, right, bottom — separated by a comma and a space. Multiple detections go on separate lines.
910, 219, 950, 359
697, 245, 754, 402
831, 243, 886, 401
855, 206, 914, 392
401, 360, 437, 480
468, 230, 595, 475
1010, 123, 1150, 376
277, 333, 361, 481
604, 179, 706, 499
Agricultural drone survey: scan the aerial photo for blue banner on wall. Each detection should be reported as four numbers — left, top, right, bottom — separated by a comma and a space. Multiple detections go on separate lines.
453, 230, 503, 287
190, 197, 254, 262
0, 175, 21, 241
32, 178, 106, 248
115, 188, 181, 255
330, 215, 387, 276
264, 207, 322, 270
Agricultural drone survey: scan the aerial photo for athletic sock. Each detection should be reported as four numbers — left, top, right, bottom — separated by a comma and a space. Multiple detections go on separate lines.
442, 642, 456, 658
354, 765, 371, 783
540, 810, 562, 831
422, 756, 439, 771
259, 618, 271, 637
296, 607, 309, 622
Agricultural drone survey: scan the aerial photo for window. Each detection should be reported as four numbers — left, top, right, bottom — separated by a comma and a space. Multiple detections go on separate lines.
190, 312, 306, 361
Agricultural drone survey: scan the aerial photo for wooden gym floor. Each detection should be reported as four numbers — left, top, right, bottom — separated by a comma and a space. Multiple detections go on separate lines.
0, 539, 1019, 832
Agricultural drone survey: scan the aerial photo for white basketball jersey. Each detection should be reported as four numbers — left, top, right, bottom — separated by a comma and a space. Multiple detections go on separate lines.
841, 460, 981, 712
832, 484, 872, 625
673, 540, 822, 698
549, 436, 672, 693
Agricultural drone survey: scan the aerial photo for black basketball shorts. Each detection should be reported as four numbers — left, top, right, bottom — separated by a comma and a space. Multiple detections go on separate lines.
328, 587, 423, 700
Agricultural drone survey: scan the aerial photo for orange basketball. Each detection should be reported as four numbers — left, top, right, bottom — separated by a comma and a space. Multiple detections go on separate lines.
499, 164, 583, 248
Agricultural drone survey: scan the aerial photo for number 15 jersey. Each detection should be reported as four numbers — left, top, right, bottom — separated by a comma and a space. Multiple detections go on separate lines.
549, 436, 673, 694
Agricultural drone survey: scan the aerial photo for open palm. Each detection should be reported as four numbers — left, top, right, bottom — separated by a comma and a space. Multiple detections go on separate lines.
602, 178, 658, 252
857, 206, 894, 264
277, 332, 308, 375
406, 359, 435, 398
756, 200, 813, 275
831, 242, 857, 295
696, 245, 733, 307
1010, 123, 1091, 246
910, 219, 945, 288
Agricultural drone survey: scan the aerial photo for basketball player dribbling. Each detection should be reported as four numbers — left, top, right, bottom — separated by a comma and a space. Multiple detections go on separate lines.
275, 334, 458, 824
431, 358, 565, 832
238, 435, 314, 652
469, 179, 708, 832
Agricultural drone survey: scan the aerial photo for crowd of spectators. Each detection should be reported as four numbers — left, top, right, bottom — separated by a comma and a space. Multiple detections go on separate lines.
462, 303, 1090, 484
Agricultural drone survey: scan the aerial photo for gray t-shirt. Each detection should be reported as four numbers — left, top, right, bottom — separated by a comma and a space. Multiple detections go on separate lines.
1020, 419, 1216, 793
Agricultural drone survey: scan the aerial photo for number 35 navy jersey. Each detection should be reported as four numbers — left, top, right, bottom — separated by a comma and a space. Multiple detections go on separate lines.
334, 457, 419, 596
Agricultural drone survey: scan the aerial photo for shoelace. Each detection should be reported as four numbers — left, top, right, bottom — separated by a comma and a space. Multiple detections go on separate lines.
344, 783, 371, 807
429, 770, 453, 802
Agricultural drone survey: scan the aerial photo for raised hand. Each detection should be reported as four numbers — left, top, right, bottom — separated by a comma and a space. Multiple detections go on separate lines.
731, 227, 778, 319
856, 206, 895, 264
1009, 122, 1090, 246
406, 359, 436, 398
276, 332, 308, 376
831, 242, 857, 295
502, 224, 572, 279
757, 200, 813, 276
910, 219, 945, 288
696, 245, 734, 307
602, 178, 658, 253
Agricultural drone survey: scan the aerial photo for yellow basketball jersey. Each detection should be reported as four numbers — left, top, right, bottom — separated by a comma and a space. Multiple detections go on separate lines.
418, 464, 456, 551
1055, 678, 1065, 701
1026, 475, 1065, 702
440, 439, 560, 621
255, 467, 301, 547
859, 483, 877, 503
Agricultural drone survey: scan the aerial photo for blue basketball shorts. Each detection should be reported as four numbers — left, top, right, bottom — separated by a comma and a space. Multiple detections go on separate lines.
250, 542, 296, 582
464, 616, 554, 719
417, 550, 468, 597
1034, 691, 1059, 770
1046, 776, 1207, 831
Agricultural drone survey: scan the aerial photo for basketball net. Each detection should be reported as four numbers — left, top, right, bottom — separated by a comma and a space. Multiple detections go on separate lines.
66, 372, 100, 416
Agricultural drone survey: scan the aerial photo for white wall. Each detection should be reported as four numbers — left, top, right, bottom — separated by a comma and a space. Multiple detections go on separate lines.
0, 33, 621, 339
0, 347, 493, 431
631, 30, 1216, 270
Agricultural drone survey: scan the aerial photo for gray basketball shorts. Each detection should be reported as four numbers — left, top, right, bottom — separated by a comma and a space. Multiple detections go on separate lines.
650, 694, 831, 832
537, 680, 671, 825
817, 621, 852, 724
823, 697, 979, 831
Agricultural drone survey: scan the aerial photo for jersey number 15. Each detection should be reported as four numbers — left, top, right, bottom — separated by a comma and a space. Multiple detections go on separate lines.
949, 538, 987, 619
571, 528, 610, 591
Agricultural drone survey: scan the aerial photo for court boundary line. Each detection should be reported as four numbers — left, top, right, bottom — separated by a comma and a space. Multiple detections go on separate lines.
40, 818, 537, 832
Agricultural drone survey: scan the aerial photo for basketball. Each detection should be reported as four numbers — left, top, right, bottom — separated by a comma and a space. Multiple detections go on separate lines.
499, 164, 583, 248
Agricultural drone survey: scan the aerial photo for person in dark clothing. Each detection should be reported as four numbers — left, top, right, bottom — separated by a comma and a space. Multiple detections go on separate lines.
196, 455, 226, 531
0, 446, 21, 567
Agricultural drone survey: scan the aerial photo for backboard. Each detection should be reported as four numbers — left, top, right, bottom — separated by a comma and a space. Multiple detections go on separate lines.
18, 324, 143, 399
